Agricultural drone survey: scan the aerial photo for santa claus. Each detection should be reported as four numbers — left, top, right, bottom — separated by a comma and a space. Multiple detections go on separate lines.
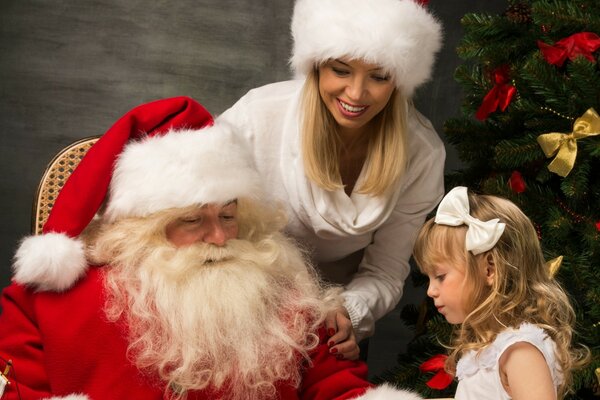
0, 98, 421, 400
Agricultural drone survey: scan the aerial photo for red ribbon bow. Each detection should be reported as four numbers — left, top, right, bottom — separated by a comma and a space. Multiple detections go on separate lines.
476, 65, 516, 121
419, 354, 453, 390
538, 32, 600, 67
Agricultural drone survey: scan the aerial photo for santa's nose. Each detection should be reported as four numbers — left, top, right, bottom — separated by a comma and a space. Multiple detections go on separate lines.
201, 223, 227, 246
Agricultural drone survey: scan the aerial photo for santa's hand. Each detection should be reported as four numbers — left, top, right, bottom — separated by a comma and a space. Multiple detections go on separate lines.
325, 307, 360, 360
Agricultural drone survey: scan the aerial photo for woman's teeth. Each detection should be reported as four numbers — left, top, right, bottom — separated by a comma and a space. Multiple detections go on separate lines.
339, 100, 366, 113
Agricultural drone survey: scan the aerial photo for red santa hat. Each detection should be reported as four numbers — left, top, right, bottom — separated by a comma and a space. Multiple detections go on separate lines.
13, 96, 221, 292
290, 0, 443, 97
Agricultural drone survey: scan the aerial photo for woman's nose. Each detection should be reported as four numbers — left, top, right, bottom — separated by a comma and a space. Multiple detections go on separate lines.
346, 76, 367, 101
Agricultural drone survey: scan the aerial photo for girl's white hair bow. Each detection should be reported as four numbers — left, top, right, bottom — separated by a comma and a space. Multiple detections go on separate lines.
434, 186, 506, 255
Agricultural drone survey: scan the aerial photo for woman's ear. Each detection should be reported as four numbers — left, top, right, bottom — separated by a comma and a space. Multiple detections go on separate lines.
485, 253, 496, 286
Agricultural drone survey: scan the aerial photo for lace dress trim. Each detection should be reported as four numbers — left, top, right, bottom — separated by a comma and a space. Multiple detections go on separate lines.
456, 322, 563, 387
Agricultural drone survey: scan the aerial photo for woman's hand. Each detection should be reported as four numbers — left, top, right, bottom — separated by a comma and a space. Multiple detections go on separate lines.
325, 307, 360, 360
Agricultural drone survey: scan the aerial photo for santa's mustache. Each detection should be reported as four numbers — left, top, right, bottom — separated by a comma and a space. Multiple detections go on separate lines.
188, 242, 234, 264
152, 238, 263, 278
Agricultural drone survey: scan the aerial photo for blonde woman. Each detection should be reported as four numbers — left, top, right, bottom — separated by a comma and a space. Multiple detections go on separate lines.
414, 187, 589, 399
217, 0, 444, 360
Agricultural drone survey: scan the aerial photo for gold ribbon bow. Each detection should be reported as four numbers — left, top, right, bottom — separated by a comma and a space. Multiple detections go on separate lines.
537, 108, 600, 177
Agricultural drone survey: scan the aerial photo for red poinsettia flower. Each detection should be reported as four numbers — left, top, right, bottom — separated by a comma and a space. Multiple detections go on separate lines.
508, 170, 526, 193
419, 354, 453, 390
595, 221, 600, 232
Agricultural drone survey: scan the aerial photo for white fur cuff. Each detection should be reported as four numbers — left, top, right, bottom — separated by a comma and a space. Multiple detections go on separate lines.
42, 394, 90, 400
355, 384, 424, 400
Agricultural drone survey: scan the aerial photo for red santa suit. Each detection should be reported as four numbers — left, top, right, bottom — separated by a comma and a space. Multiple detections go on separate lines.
0, 267, 377, 400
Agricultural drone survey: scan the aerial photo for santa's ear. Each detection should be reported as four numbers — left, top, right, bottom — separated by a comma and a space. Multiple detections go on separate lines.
484, 253, 496, 286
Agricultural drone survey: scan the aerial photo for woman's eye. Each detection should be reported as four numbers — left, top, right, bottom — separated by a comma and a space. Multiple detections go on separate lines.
435, 274, 446, 282
220, 214, 236, 221
332, 67, 349, 76
182, 218, 200, 224
372, 74, 390, 82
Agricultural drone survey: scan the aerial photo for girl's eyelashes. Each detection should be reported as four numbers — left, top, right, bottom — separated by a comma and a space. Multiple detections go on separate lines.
435, 274, 446, 282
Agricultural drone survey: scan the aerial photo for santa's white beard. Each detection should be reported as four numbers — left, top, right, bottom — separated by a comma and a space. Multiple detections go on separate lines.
104, 235, 332, 399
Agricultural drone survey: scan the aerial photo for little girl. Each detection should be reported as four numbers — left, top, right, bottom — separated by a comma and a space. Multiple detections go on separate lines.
413, 186, 589, 400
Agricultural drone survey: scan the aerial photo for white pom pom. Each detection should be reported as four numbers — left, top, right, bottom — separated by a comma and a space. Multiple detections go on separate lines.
13, 233, 88, 291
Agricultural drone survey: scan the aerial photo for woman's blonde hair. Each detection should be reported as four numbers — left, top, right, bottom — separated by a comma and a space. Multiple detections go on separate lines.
300, 67, 408, 196
413, 191, 590, 398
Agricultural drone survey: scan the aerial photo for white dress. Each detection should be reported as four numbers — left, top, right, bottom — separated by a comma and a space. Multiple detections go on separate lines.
454, 323, 564, 399
217, 80, 445, 340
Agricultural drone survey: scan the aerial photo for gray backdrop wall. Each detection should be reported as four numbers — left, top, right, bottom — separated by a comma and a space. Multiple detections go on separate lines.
0, 0, 505, 376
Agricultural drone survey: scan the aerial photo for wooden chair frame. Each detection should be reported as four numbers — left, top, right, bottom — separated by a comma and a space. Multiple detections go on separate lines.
31, 136, 100, 235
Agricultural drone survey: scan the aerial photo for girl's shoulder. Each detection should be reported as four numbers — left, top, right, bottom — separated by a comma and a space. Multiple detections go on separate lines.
456, 323, 563, 386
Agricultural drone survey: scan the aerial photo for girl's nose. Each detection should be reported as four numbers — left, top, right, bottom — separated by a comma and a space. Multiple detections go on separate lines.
426, 281, 438, 298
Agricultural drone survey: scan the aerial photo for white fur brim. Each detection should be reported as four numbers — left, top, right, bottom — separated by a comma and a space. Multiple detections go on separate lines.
42, 395, 90, 400
105, 122, 263, 221
13, 233, 87, 292
355, 384, 424, 400
291, 0, 443, 96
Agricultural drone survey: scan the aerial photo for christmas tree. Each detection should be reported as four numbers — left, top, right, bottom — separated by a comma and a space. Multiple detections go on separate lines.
377, 1, 600, 398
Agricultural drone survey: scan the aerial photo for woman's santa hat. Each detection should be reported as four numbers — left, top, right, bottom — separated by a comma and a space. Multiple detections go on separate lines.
290, 0, 443, 97
13, 97, 260, 292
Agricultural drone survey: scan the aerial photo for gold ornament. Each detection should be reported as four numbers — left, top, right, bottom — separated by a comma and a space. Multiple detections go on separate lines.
537, 108, 600, 177
545, 255, 563, 278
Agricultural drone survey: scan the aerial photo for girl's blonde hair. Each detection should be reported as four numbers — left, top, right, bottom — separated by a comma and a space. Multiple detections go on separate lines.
413, 191, 589, 398
300, 67, 408, 196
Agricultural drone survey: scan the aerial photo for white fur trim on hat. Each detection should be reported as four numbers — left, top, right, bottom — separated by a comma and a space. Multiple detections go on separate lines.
105, 121, 263, 221
355, 384, 424, 399
13, 233, 87, 292
290, 0, 443, 97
